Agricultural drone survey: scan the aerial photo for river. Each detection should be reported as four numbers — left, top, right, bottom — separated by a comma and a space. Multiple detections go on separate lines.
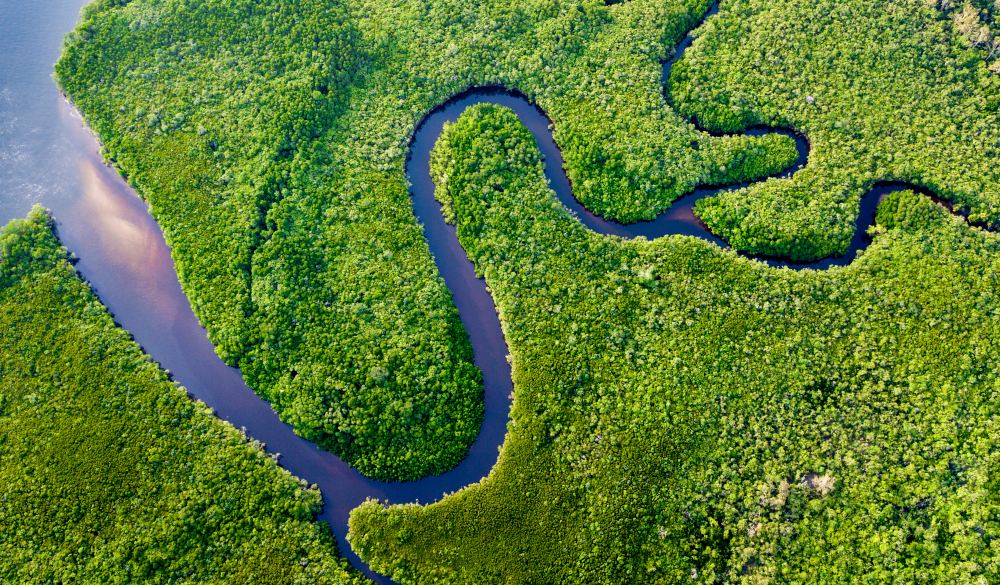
0, 1, 973, 583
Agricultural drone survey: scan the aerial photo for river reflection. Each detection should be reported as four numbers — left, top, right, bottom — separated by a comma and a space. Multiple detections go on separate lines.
77, 158, 161, 288
49, 100, 164, 325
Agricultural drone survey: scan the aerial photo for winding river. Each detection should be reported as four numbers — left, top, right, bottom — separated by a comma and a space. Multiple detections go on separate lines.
1, 1, 988, 583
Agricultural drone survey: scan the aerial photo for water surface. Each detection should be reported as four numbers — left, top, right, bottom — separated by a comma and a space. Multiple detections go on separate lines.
0, 0, 90, 224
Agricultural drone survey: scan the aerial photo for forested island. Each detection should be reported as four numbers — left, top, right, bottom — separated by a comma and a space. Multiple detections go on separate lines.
1, 0, 998, 582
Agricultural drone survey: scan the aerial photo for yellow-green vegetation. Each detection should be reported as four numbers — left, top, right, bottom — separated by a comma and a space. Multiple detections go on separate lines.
349, 104, 1000, 583
55, 0, 796, 480
941, 0, 1000, 73
0, 208, 361, 584
669, 0, 1000, 260
52, 0, 1000, 579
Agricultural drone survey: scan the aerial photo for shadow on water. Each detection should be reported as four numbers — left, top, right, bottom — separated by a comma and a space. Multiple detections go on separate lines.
20, 0, 992, 584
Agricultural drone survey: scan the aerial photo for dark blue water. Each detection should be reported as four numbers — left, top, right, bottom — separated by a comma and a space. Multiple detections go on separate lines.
0, 2, 982, 584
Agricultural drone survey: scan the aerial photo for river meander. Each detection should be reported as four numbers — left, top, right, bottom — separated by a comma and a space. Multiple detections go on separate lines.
0, 2, 986, 583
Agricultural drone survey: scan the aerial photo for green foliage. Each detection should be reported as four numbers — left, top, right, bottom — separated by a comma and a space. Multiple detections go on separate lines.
940, 0, 1000, 71
349, 104, 1000, 583
670, 0, 1000, 260
56, 0, 486, 480
56, 0, 1000, 577
52, 0, 1000, 583
875, 189, 949, 232
57, 0, 358, 362
56, 0, 798, 480
0, 208, 362, 584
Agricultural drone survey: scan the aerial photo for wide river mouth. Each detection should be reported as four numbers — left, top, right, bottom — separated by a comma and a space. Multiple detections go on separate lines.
0, 2, 983, 583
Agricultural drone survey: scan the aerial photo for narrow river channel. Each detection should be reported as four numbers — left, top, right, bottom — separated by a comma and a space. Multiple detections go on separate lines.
0, 2, 983, 583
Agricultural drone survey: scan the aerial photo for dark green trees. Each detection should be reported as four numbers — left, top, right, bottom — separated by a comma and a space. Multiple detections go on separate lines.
0, 208, 361, 583
349, 102, 1000, 584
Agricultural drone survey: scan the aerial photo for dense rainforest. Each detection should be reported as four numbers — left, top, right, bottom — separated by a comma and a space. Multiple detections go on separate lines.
349, 102, 1000, 584
41, 0, 1000, 581
0, 208, 361, 584
56, 0, 1000, 482
941, 0, 1000, 73
55, 0, 797, 480
669, 0, 1000, 259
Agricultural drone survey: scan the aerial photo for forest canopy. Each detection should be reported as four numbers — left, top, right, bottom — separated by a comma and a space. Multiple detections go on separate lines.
669, 0, 1000, 259
52, 0, 1000, 580
60, 0, 1000, 480
349, 100, 1000, 584
55, 0, 799, 480
0, 207, 361, 584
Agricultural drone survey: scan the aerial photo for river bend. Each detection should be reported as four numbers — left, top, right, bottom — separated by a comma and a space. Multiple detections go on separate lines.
3, 1, 990, 583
